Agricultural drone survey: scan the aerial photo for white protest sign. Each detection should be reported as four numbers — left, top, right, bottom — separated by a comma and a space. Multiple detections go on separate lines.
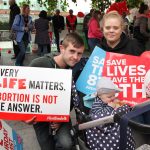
0, 66, 72, 122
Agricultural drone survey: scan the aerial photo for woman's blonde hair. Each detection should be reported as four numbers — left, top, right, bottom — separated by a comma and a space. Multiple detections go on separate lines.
102, 11, 125, 30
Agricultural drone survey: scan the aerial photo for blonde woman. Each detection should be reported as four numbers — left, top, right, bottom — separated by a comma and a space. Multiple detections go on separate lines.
99, 11, 143, 56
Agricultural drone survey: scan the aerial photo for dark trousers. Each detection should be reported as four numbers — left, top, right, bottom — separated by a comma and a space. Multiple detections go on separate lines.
16, 40, 28, 66
13, 41, 20, 57
33, 122, 73, 150
88, 38, 100, 51
47, 44, 51, 53
54, 29, 60, 52
84, 29, 89, 49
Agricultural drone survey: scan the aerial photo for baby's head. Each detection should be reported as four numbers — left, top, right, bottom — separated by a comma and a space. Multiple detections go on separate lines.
96, 77, 122, 104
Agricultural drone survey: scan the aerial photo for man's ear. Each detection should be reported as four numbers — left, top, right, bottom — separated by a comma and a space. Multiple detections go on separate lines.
59, 45, 65, 53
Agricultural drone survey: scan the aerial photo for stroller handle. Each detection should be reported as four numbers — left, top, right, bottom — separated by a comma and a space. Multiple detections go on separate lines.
77, 111, 150, 133
114, 111, 150, 134
78, 115, 114, 130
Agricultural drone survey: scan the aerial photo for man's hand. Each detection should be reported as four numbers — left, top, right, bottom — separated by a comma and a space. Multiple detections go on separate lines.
50, 122, 61, 130
23, 116, 37, 125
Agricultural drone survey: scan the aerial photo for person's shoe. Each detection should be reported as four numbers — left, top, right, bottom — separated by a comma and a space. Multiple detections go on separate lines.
11, 56, 16, 59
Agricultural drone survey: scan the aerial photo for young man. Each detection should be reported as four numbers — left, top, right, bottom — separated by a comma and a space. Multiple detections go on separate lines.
26, 33, 85, 150
9, 0, 20, 59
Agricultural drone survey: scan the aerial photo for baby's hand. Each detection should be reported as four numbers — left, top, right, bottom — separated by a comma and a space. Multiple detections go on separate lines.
108, 99, 126, 109
108, 102, 116, 108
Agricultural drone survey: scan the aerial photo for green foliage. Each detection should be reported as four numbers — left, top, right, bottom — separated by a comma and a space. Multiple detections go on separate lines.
115, 0, 143, 8
19, 0, 30, 6
20, 0, 144, 14
36, 0, 70, 14
60, 0, 69, 12
91, 0, 111, 12
0, 21, 9, 30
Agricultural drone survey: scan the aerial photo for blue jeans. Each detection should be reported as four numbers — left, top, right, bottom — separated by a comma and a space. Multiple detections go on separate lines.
16, 40, 29, 66
33, 122, 73, 150
88, 38, 100, 51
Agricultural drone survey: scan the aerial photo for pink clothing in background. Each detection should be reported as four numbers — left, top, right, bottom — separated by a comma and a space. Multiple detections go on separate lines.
88, 18, 103, 39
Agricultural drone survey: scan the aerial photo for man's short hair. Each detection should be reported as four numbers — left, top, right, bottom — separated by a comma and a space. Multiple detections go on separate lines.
69, 9, 73, 13
39, 10, 47, 18
62, 33, 84, 49
56, 9, 60, 13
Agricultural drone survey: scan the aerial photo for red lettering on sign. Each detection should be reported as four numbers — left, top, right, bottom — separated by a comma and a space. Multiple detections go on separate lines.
0, 121, 2, 130
0, 139, 3, 146
2, 78, 27, 89
18, 79, 26, 89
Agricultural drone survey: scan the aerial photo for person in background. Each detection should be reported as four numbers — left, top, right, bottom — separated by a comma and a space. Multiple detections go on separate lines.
99, 11, 143, 56
86, 77, 135, 150
52, 9, 65, 52
66, 9, 77, 33
122, 12, 130, 37
88, 10, 103, 51
133, 2, 150, 51
46, 15, 52, 53
35, 10, 50, 56
82, 9, 95, 50
24, 33, 85, 150
9, 0, 20, 59
12, 4, 33, 66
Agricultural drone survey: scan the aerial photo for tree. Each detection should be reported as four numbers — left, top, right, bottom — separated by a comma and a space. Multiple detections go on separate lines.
37, 0, 69, 14
19, 0, 30, 6
91, 0, 111, 12
115, 0, 143, 8
21, 0, 144, 13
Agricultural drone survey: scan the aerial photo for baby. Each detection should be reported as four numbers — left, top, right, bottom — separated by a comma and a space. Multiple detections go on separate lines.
86, 77, 135, 150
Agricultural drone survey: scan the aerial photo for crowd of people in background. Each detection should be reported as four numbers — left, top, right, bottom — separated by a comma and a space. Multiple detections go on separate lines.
7, 0, 150, 150
9, 0, 150, 66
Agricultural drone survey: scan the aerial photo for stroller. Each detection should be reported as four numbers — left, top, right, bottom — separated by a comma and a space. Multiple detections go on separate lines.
72, 58, 150, 150
71, 100, 150, 150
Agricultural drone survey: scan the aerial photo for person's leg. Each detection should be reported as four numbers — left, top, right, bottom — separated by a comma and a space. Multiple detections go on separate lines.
33, 122, 55, 150
54, 30, 60, 52
43, 45, 48, 55
54, 122, 73, 150
47, 44, 51, 53
68, 28, 70, 33
12, 41, 20, 59
20, 40, 28, 66
84, 30, 88, 48
37, 44, 42, 56
16, 41, 26, 66
88, 38, 100, 51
